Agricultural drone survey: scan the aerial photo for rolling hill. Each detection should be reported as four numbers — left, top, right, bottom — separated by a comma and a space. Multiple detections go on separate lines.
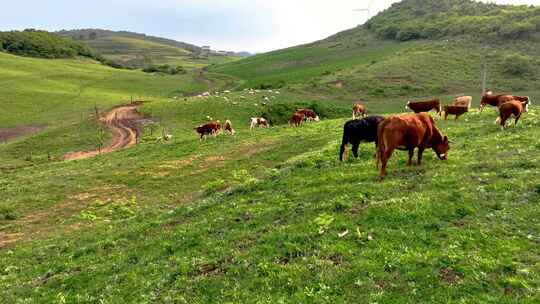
58, 29, 244, 69
211, 0, 540, 101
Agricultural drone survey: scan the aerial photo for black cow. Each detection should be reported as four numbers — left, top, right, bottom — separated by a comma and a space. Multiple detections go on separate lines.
339, 116, 385, 161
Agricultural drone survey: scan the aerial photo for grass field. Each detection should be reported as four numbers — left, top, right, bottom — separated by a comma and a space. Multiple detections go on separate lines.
1, 96, 539, 302
2, 1, 540, 300
0, 52, 236, 166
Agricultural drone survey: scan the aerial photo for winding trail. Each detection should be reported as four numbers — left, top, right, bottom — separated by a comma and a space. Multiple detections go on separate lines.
64, 104, 142, 161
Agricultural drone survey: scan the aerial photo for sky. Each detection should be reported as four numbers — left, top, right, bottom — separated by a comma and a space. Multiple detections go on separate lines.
0, 0, 539, 53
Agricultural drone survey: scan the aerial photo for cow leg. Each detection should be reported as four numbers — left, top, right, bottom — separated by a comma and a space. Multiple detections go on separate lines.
407, 148, 414, 166
352, 143, 360, 158
339, 144, 347, 162
417, 148, 424, 166
379, 148, 393, 181
514, 114, 521, 127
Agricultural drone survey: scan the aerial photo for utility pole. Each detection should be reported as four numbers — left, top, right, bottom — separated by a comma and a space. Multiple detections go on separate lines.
481, 62, 487, 95
353, 0, 375, 22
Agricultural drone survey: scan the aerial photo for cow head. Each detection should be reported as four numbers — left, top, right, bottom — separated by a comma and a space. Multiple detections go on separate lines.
314, 116, 320, 122
433, 135, 450, 160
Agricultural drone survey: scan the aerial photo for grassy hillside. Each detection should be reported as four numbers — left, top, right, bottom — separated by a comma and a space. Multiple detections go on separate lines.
1, 98, 539, 302
2, 0, 539, 302
0, 52, 235, 166
58, 29, 241, 69
211, 0, 540, 99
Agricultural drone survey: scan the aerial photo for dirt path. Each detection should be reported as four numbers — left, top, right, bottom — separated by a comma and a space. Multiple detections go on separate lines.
0, 125, 43, 143
64, 104, 142, 161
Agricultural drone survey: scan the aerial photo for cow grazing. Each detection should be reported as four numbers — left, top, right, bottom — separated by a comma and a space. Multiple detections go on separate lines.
497, 99, 529, 129
451, 96, 472, 109
224, 120, 235, 135
352, 103, 367, 119
194, 121, 221, 140
339, 116, 385, 162
441, 105, 468, 120
250, 117, 269, 130
290, 112, 305, 127
479, 93, 514, 112
376, 113, 450, 180
296, 109, 320, 122
406, 99, 442, 114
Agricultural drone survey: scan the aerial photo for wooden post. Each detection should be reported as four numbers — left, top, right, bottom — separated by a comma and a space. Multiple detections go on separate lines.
481, 62, 487, 95
94, 104, 99, 121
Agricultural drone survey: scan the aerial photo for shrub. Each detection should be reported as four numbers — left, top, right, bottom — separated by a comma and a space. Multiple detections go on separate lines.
502, 54, 532, 76
257, 100, 349, 125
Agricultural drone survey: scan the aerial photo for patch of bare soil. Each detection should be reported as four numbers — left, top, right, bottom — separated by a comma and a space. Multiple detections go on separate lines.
64, 104, 144, 161
440, 267, 463, 284
0, 125, 43, 142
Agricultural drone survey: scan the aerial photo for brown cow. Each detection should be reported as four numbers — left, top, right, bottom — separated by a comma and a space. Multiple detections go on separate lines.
297, 109, 320, 122
451, 96, 472, 109
479, 93, 514, 112
376, 113, 449, 180
497, 99, 529, 129
352, 103, 367, 119
224, 120, 235, 135
441, 105, 468, 120
290, 112, 305, 127
250, 117, 269, 130
194, 121, 221, 140
406, 99, 442, 114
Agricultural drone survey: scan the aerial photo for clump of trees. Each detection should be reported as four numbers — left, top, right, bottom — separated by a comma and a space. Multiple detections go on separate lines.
142, 64, 187, 75
0, 29, 97, 59
366, 0, 540, 42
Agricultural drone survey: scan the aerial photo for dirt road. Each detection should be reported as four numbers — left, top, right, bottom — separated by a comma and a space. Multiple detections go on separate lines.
64, 104, 142, 161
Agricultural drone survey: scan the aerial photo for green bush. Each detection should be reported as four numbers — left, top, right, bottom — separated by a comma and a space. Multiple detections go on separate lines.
257, 100, 349, 125
142, 64, 186, 75
502, 54, 532, 76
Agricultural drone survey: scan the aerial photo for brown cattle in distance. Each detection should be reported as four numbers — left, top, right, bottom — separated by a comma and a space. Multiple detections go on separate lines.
406, 99, 442, 114
290, 112, 305, 127
376, 113, 450, 180
451, 96, 472, 109
479, 92, 514, 112
250, 117, 269, 130
195, 121, 221, 140
441, 105, 468, 120
296, 109, 320, 122
497, 99, 530, 129
352, 103, 367, 119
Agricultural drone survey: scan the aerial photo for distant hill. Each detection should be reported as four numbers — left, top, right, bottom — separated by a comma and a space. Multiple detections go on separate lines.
57, 29, 243, 69
211, 0, 540, 98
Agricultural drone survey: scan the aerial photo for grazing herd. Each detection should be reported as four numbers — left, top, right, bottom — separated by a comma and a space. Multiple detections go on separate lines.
191, 90, 532, 180
341, 91, 532, 180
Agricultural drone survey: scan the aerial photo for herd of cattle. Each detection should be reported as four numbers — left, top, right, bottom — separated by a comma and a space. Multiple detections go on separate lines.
341, 91, 531, 179
193, 108, 320, 140
193, 91, 531, 180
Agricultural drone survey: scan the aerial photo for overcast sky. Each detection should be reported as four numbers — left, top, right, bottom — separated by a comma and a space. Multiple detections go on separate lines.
0, 0, 538, 53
